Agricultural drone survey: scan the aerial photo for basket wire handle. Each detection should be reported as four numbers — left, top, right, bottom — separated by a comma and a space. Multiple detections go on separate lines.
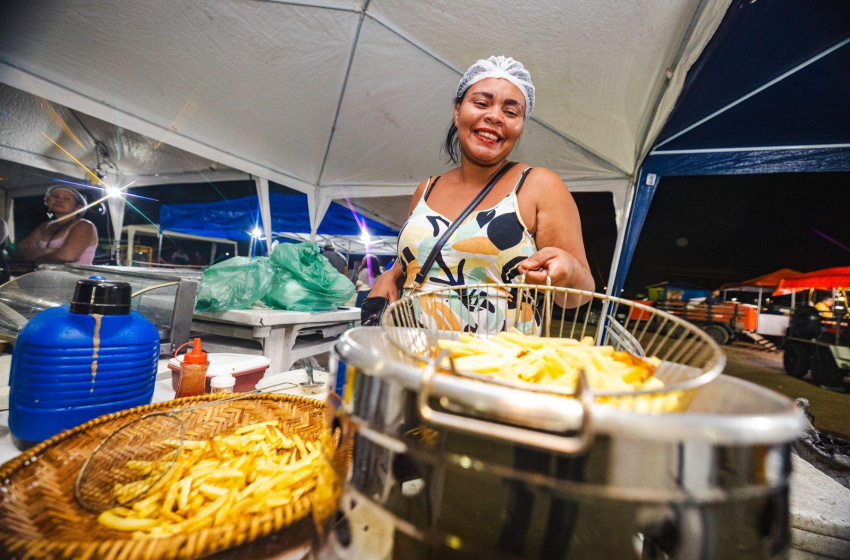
418, 352, 594, 455
517, 271, 553, 335
149, 379, 302, 416
75, 379, 301, 512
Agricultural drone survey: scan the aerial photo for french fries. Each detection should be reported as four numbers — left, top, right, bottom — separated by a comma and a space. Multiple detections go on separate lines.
438, 330, 663, 393
97, 421, 336, 537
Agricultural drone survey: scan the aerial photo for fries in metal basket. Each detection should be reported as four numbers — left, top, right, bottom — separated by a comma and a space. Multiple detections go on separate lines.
438, 330, 663, 392
96, 421, 337, 537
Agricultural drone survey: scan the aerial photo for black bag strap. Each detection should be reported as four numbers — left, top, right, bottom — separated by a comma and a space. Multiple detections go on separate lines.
412, 161, 518, 290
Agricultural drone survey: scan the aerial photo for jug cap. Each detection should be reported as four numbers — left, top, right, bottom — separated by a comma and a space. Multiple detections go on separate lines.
70, 279, 131, 315
184, 338, 208, 364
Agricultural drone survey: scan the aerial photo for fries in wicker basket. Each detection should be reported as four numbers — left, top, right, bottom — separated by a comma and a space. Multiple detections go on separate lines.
438, 330, 663, 392
97, 421, 335, 538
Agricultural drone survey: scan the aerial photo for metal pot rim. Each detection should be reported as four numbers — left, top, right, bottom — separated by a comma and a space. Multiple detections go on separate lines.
337, 327, 806, 446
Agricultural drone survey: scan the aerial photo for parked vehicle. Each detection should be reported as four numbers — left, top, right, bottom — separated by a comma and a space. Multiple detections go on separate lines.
783, 305, 849, 388
622, 299, 759, 346
774, 267, 850, 389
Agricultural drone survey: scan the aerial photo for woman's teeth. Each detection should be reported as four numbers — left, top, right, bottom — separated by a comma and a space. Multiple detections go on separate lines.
476, 131, 500, 142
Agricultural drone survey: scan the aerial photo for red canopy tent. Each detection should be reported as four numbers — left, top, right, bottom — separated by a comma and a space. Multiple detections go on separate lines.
720, 269, 802, 292
717, 269, 805, 337
774, 267, 850, 296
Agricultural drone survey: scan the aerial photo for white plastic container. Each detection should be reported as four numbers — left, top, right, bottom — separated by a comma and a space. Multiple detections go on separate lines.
210, 374, 236, 394
168, 353, 270, 393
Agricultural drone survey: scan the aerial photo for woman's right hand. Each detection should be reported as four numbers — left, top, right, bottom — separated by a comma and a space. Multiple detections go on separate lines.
367, 268, 403, 303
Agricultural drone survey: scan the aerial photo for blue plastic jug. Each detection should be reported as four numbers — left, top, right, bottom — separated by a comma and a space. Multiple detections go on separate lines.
8, 278, 160, 449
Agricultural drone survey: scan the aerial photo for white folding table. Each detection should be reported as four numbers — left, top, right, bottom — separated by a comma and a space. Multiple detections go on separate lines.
191, 307, 360, 373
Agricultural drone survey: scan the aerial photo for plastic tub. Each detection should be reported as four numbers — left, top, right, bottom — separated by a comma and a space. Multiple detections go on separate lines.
169, 353, 269, 393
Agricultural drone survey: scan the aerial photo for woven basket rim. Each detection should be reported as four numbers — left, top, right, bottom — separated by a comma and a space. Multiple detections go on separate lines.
0, 393, 330, 559
0, 392, 323, 480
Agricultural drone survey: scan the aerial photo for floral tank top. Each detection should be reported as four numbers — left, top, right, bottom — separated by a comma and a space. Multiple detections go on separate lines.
397, 167, 540, 333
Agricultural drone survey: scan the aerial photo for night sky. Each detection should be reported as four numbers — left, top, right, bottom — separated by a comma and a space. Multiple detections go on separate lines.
624, 171, 849, 294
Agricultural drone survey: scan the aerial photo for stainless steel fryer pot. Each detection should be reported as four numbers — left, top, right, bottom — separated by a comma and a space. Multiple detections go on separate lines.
315, 327, 806, 560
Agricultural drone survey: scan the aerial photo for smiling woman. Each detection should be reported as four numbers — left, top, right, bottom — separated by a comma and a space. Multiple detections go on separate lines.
11, 185, 98, 265
367, 56, 594, 330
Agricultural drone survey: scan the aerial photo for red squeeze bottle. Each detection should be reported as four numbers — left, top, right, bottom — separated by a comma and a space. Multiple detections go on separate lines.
176, 338, 209, 398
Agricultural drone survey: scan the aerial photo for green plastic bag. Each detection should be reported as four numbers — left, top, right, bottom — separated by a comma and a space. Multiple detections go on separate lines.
263, 242, 355, 312
195, 256, 275, 312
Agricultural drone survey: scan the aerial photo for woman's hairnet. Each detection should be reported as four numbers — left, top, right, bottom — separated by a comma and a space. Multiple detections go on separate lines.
45, 185, 87, 207
456, 56, 535, 119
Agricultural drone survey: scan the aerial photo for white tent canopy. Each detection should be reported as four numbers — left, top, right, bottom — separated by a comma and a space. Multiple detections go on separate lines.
0, 84, 248, 197
0, 0, 731, 277
0, 82, 248, 250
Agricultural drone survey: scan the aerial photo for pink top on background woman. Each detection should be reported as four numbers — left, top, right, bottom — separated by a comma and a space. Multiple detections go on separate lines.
37, 225, 96, 265
12, 185, 98, 266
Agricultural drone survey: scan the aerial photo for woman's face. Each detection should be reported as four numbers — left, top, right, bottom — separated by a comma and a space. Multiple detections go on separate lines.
454, 78, 526, 167
46, 189, 82, 216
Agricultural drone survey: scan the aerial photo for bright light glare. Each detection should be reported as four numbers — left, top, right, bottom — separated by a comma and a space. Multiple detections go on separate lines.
252, 227, 262, 238
106, 186, 122, 198
359, 229, 371, 245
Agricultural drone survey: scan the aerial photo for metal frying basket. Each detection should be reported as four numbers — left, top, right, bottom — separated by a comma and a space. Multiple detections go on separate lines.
381, 281, 726, 414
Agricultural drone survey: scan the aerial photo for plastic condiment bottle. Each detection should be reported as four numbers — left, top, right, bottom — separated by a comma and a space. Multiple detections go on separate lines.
210, 374, 236, 394
176, 338, 209, 398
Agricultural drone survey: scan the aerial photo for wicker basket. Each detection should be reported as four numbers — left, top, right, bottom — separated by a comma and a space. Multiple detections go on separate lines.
0, 393, 342, 560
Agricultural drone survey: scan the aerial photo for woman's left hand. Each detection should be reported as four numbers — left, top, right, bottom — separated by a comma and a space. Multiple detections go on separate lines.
518, 247, 580, 287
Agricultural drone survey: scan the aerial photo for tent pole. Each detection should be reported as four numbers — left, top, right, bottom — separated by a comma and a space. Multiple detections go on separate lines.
1, 190, 6, 237
756, 287, 763, 333
210, 242, 217, 265
307, 192, 331, 243
126, 227, 135, 266
605, 182, 635, 294
7, 197, 15, 243
157, 232, 163, 264
608, 169, 657, 296
108, 196, 127, 265
254, 177, 273, 254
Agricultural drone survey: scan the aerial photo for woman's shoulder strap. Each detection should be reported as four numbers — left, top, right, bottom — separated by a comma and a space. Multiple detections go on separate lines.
423, 175, 442, 201
514, 167, 534, 194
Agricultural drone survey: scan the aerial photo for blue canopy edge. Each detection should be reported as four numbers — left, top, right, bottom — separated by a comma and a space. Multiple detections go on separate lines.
160, 193, 398, 241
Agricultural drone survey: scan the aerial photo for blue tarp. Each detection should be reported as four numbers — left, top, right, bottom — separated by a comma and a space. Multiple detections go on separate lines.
612, 0, 850, 295
648, 282, 711, 302
160, 193, 397, 241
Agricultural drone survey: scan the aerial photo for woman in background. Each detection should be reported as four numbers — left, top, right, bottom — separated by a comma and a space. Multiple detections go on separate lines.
13, 185, 97, 265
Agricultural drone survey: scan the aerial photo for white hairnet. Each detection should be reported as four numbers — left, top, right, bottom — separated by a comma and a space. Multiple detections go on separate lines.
456, 56, 535, 119
45, 185, 87, 207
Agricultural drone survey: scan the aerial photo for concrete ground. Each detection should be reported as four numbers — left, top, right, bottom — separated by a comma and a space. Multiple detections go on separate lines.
721, 341, 849, 437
